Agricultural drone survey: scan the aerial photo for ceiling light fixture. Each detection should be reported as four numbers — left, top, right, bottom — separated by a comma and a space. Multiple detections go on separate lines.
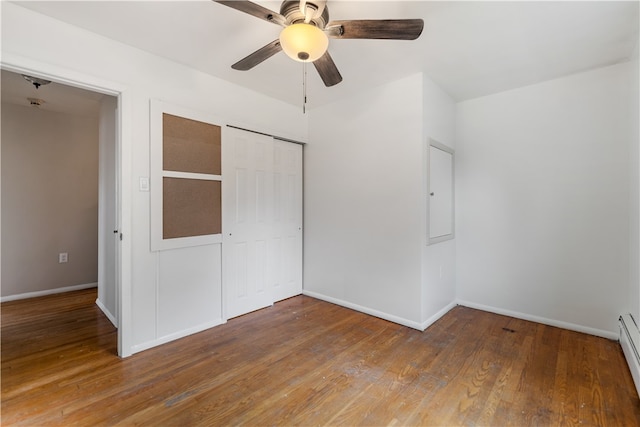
279, 22, 328, 62
22, 75, 51, 89
27, 97, 45, 107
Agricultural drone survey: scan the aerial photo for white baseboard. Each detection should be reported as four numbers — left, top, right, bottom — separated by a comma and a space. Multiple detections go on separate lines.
131, 318, 226, 355
619, 314, 640, 397
303, 290, 455, 331
95, 298, 118, 328
420, 301, 458, 331
1, 282, 98, 303
457, 299, 618, 340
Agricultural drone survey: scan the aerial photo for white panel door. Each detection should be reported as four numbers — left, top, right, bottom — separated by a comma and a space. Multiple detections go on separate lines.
97, 96, 118, 326
223, 128, 274, 318
271, 140, 303, 302
223, 128, 303, 318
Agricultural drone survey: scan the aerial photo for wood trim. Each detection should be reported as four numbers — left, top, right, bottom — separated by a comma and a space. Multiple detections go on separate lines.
162, 171, 222, 181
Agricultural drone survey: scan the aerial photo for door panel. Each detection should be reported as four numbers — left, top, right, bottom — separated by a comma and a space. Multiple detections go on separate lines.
272, 140, 303, 302
233, 242, 248, 298
429, 145, 454, 239
223, 129, 273, 318
223, 129, 302, 318
98, 96, 118, 327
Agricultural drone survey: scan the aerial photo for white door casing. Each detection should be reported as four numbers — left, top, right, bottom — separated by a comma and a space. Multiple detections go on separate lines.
428, 140, 455, 244
0, 55, 133, 356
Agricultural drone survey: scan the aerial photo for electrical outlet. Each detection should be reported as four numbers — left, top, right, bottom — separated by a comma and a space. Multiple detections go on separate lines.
59, 252, 68, 263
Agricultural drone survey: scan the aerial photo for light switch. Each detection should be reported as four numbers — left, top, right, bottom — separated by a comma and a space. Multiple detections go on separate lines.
139, 176, 150, 192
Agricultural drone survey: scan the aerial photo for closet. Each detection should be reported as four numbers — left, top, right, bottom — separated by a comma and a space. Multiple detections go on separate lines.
150, 100, 303, 330
222, 127, 303, 318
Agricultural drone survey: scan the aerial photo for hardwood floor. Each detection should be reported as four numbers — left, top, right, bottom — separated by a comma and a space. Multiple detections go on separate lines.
2, 289, 639, 426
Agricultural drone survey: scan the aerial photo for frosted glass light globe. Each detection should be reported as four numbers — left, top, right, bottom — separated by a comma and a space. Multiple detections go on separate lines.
279, 23, 329, 62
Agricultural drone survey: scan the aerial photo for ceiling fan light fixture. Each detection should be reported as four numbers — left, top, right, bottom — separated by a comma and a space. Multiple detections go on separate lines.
279, 23, 328, 62
22, 74, 51, 89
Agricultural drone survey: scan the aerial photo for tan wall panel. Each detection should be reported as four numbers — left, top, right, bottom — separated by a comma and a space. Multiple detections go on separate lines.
163, 178, 221, 239
162, 113, 221, 175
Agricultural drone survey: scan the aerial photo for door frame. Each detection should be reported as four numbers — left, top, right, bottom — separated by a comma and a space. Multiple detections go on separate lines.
1, 52, 133, 357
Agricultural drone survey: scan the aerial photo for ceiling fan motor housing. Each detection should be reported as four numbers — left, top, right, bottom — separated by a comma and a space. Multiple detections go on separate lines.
280, 0, 329, 27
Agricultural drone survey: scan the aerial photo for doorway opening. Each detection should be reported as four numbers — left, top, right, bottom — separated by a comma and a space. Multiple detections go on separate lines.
1, 68, 122, 354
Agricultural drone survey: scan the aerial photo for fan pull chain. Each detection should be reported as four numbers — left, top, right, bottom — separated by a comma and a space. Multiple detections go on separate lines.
302, 62, 307, 114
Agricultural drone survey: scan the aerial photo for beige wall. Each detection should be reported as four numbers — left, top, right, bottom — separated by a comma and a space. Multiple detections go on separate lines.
1, 103, 99, 297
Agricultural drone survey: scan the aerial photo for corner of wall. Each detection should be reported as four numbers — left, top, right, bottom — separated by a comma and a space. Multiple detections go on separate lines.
304, 73, 425, 325
421, 74, 457, 324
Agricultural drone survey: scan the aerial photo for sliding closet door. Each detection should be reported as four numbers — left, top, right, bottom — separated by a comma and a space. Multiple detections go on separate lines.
271, 140, 303, 302
222, 128, 303, 319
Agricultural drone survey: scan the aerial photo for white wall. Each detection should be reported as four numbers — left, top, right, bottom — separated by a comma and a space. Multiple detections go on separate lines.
1, 2, 308, 355
1, 103, 99, 298
304, 73, 424, 326
421, 75, 457, 324
305, 73, 457, 328
456, 62, 634, 336
5, 2, 634, 355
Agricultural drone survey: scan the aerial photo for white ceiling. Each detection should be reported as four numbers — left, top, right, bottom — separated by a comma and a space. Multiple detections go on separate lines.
9, 0, 640, 109
1, 69, 104, 116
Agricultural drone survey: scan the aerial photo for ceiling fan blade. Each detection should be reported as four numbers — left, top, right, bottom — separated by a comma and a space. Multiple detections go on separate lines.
214, 0, 286, 26
313, 51, 342, 87
232, 40, 282, 71
325, 19, 424, 40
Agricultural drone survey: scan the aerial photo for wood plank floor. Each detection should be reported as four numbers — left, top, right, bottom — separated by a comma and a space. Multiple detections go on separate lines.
2, 289, 639, 426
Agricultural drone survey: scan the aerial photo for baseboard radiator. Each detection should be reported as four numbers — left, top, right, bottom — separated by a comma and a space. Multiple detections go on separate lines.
619, 314, 640, 397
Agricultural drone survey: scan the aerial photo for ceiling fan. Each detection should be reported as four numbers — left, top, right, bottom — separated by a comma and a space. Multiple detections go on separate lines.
215, 0, 424, 87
